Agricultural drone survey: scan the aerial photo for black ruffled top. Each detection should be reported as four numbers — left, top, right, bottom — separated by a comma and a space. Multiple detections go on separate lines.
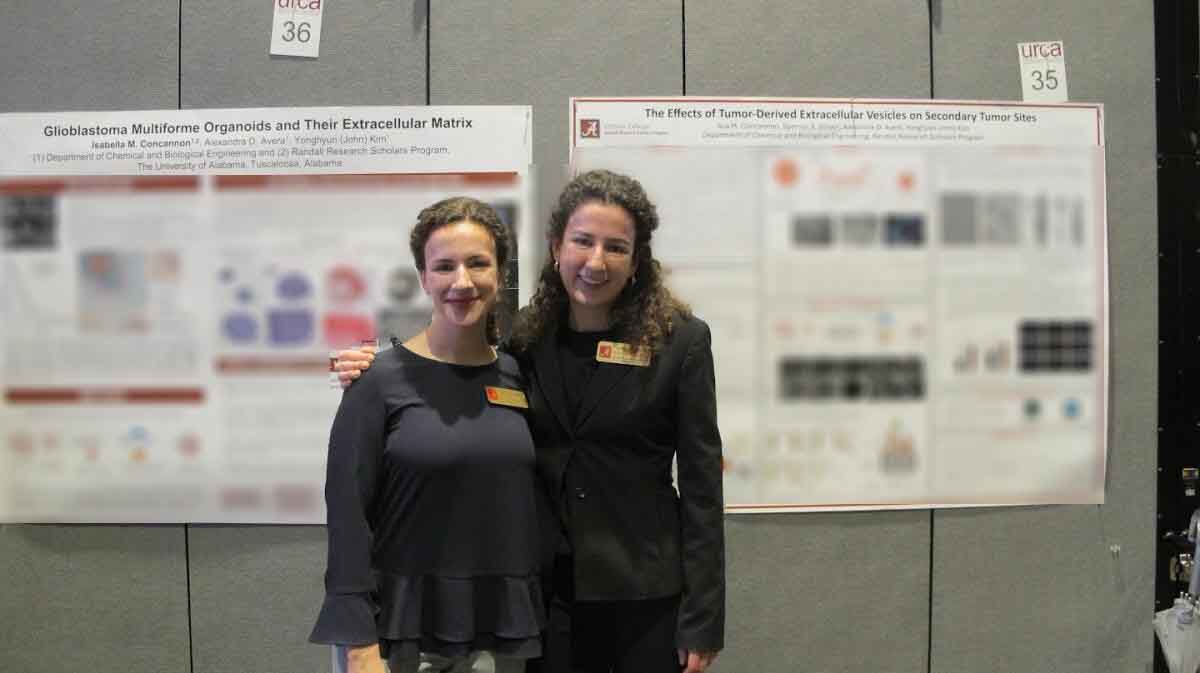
309, 346, 543, 659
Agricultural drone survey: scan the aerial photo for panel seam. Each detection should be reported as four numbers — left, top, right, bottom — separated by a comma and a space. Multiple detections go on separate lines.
178, 0, 183, 108
425, 0, 431, 105
927, 0, 935, 98
681, 0, 687, 96
185, 524, 194, 673
927, 511, 934, 673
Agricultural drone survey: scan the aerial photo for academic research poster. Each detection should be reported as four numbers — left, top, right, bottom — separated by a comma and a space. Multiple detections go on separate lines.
0, 105, 533, 523
570, 97, 1107, 512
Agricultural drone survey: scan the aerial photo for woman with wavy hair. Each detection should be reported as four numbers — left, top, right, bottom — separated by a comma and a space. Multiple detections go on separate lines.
313, 197, 543, 673
336, 171, 725, 673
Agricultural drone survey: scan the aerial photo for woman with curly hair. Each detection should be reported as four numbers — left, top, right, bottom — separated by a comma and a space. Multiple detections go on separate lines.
335, 171, 725, 673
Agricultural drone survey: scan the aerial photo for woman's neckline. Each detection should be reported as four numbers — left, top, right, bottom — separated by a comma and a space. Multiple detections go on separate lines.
563, 324, 616, 336
396, 343, 498, 368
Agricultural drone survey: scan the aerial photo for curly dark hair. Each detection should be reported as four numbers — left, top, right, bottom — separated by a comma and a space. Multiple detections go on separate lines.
509, 169, 690, 354
409, 196, 511, 344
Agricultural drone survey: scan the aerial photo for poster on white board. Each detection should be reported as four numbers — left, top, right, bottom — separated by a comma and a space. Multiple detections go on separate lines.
570, 97, 1107, 513
0, 105, 533, 523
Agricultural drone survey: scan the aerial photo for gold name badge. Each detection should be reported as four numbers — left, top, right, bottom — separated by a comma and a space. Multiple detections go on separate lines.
596, 340, 651, 367
485, 386, 529, 408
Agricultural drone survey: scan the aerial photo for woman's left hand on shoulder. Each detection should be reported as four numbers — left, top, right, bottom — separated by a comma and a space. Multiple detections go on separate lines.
678, 648, 719, 673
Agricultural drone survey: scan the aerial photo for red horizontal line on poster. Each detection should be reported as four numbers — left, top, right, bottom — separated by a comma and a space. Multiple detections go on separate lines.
215, 172, 518, 190
5, 387, 205, 404
215, 356, 327, 373
0, 176, 200, 194
274, 484, 319, 512
221, 487, 264, 509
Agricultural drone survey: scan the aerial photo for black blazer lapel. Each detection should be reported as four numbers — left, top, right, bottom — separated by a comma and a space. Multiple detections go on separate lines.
574, 359, 638, 430
532, 326, 572, 435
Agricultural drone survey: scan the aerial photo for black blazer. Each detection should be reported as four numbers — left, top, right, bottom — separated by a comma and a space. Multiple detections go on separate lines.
520, 313, 725, 651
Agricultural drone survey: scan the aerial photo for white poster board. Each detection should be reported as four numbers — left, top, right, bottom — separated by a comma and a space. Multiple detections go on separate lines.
0, 105, 533, 522
570, 97, 1107, 512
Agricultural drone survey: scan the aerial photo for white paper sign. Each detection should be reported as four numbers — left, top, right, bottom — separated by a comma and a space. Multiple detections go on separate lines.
1018, 41, 1069, 102
270, 0, 324, 58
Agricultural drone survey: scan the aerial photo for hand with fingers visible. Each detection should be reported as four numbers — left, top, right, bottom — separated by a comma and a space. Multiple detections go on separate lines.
678, 648, 719, 673
334, 344, 377, 388
346, 644, 388, 673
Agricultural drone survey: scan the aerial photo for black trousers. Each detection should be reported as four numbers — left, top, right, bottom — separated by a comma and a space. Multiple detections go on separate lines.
529, 555, 682, 673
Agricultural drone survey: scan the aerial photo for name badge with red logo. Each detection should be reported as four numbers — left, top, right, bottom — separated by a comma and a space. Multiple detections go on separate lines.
595, 341, 651, 367
485, 386, 528, 409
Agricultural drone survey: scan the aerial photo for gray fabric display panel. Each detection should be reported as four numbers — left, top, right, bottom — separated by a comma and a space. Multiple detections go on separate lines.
687, 3, 933, 672
181, 0, 427, 108
0, 1, 179, 112
431, 0, 682, 272
686, 1, 931, 98
0, 5, 188, 673
0, 2, 1160, 672
930, 3, 1156, 673
188, 526, 328, 673
179, 2, 427, 671
727, 513, 931, 672
0, 526, 190, 673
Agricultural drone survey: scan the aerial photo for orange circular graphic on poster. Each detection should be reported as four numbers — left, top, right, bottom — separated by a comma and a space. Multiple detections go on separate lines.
772, 159, 799, 187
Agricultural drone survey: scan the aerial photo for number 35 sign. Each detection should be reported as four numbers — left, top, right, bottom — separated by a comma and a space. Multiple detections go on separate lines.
1018, 40, 1069, 103
270, 0, 324, 58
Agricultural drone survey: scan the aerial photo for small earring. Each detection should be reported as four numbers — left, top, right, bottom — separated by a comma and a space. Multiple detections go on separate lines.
630, 274, 637, 285
553, 259, 559, 271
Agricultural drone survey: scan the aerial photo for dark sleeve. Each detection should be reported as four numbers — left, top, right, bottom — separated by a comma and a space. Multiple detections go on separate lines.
309, 371, 387, 646
674, 320, 726, 651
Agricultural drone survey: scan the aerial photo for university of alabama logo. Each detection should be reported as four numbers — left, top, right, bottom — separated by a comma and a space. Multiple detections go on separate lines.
579, 119, 600, 138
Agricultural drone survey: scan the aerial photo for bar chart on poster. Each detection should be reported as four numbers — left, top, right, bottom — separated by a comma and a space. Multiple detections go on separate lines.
0, 105, 532, 523
571, 97, 1107, 512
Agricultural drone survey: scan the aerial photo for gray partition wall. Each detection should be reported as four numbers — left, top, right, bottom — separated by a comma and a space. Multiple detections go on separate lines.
0, 3, 189, 673
687, 4, 935, 671
179, 4, 428, 673
0, 2, 1157, 673
432, 1, 683, 272
181, 0, 427, 108
930, 4, 1157, 673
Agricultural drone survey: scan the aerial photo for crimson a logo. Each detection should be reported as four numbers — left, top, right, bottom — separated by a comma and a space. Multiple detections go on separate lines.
579, 119, 600, 138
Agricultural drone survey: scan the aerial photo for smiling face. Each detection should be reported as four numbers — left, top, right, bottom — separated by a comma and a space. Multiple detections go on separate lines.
551, 200, 636, 327
419, 219, 499, 331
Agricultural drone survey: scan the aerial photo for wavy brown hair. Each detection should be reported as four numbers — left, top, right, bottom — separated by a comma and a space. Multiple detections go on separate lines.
509, 169, 690, 354
410, 196, 511, 344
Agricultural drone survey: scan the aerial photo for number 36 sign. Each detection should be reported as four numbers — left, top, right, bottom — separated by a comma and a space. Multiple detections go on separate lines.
1018, 40, 1069, 103
270, 0, 324, 58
